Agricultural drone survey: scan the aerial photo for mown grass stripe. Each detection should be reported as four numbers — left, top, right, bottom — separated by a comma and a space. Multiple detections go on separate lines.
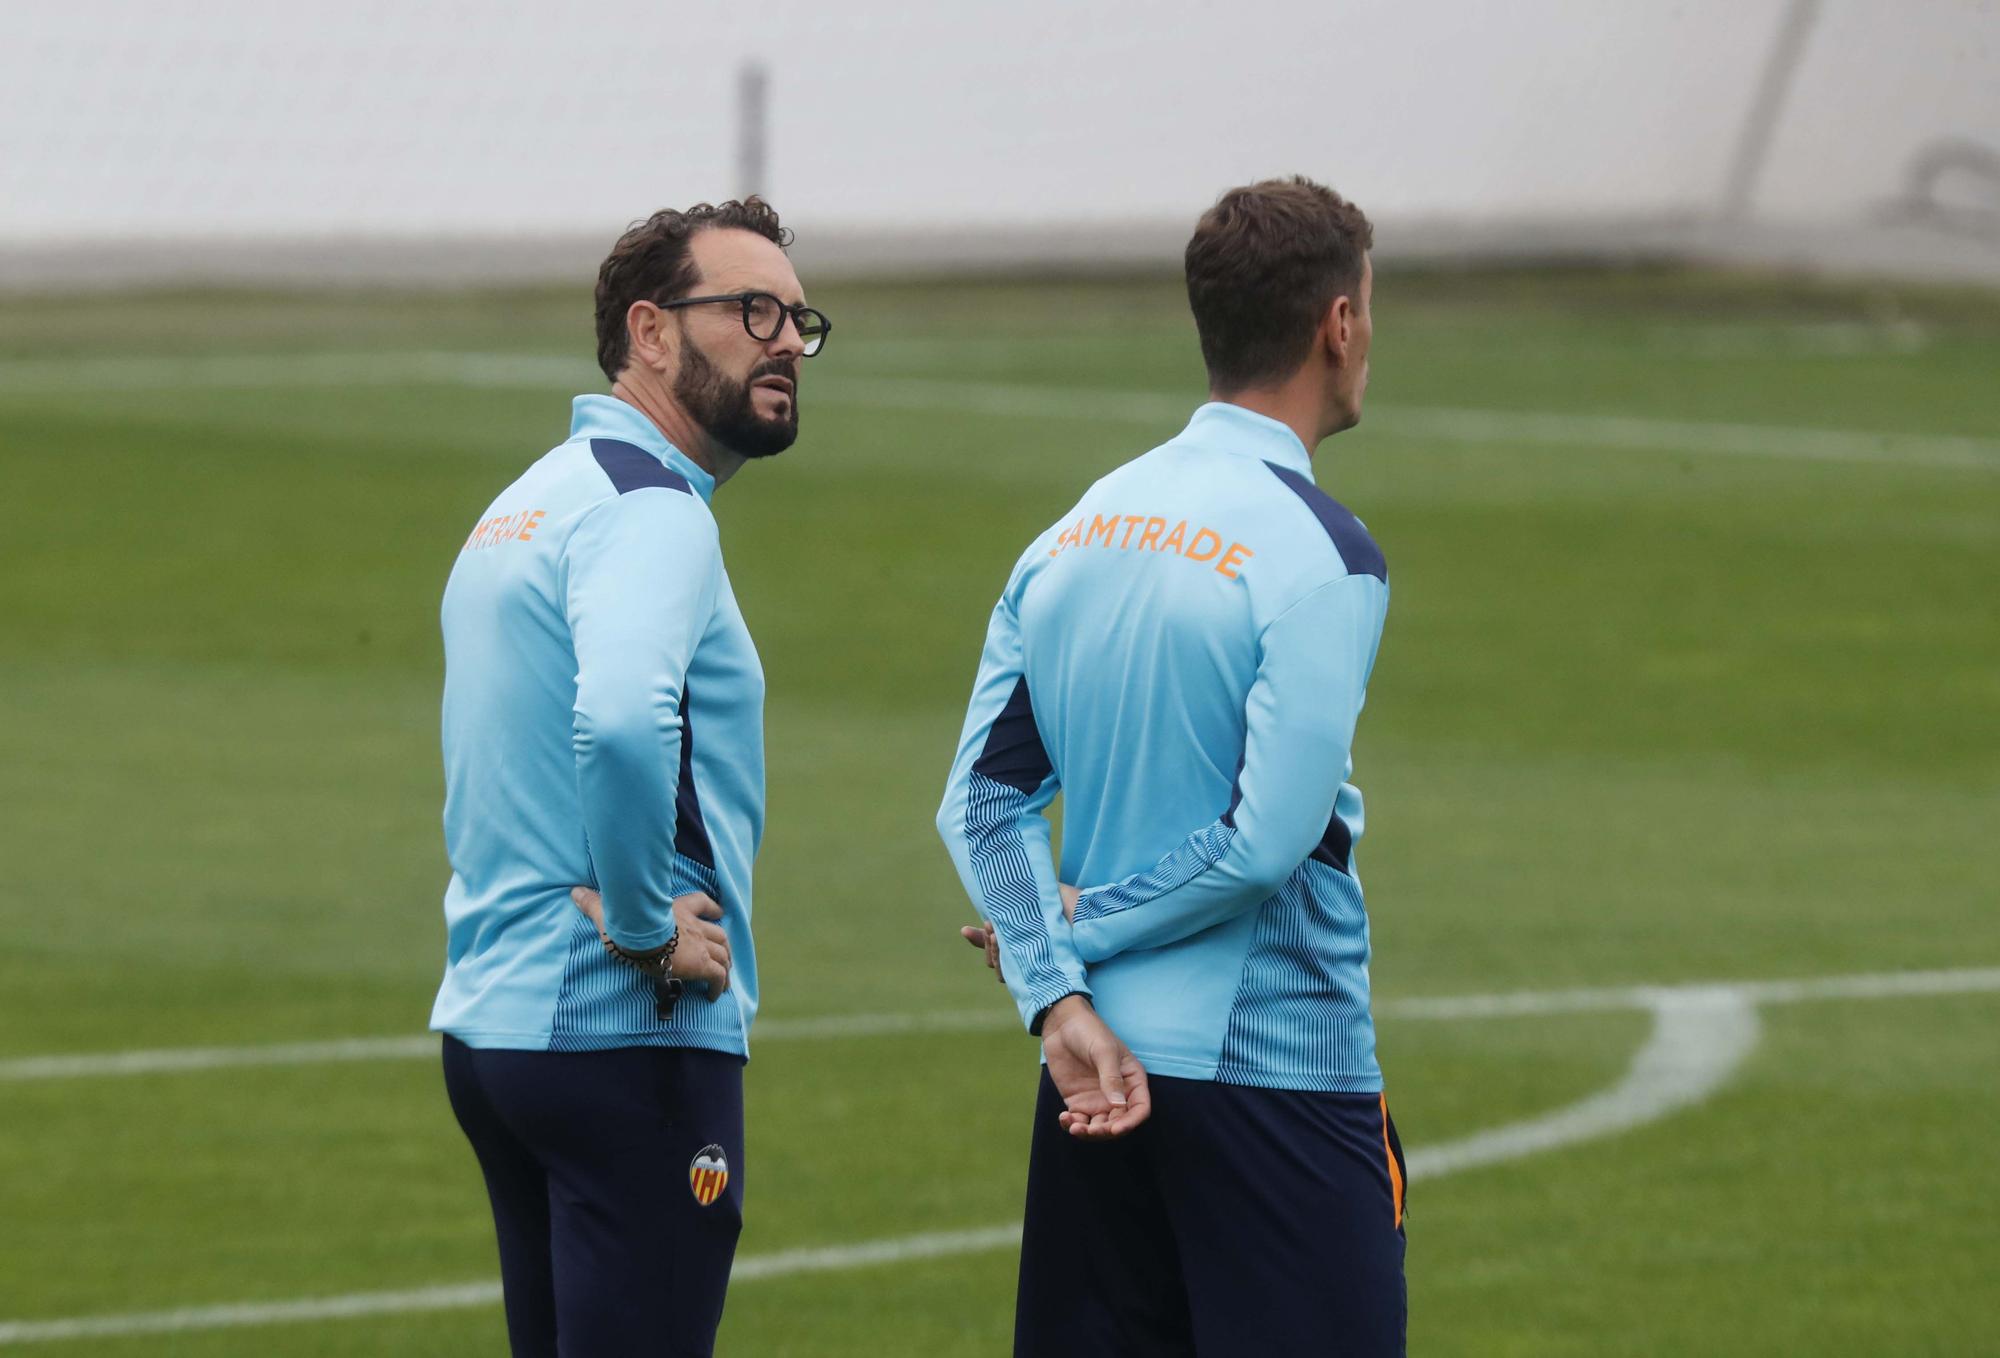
1, 355, 1992, 470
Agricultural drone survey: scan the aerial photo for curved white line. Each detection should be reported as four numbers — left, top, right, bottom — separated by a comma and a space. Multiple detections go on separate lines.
15, 970, 1998, 1346
1407, 990, 1762, 1181
0, 996, 1767, 1346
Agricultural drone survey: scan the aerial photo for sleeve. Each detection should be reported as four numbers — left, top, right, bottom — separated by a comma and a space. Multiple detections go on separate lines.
1068, 573, 1388, 963
935, 581, 1091, 1032
562, 489, 721, 952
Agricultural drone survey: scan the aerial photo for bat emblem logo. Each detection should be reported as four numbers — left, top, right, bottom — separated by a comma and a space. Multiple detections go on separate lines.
689, 1144, 729, 1206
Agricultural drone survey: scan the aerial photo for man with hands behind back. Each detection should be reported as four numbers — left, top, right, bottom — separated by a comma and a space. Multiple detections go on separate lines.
940, 177, 1406, 1358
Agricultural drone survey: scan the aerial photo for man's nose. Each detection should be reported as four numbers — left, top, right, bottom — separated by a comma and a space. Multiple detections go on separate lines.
766, 314, 805, 358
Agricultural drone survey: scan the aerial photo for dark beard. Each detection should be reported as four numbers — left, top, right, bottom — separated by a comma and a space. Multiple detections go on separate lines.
672, 335, 799, 459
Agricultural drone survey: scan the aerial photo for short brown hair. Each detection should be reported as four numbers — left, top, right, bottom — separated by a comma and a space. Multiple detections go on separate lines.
593, 198, 793, 380
1183, 177, 1373, 392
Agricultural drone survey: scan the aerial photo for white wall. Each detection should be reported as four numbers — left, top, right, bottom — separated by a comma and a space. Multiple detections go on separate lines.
3, 0, 1994, 246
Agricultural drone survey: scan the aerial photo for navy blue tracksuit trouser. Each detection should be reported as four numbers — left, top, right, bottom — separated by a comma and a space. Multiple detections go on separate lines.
1015, 1069, 1408, 1357
442, 1037, 745, 1357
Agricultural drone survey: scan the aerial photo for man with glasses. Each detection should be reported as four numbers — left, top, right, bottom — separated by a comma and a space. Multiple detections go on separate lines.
940, 178, 1405, 1355
431, 198, 829, 1357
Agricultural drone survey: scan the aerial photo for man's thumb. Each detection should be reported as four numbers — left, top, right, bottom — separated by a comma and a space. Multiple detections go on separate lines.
1094, 1043, 1129, 1107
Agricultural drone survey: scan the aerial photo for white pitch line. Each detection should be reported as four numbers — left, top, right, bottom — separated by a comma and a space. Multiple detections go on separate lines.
3, 965, 1996, 1346
1728, 968, 2000, 1007
821, 375, 1188, 426
0, 1035, 440, 1082
1381, 966, 2000, 1021
728, 1223, 1024, 1282
814, 377, 2000, 471
754, 1007, 1012, 1041
1373, 404, 2000, 472
1, 352, 1993, 471
7, 967, 1997, 1084
1404, 990, 1762, 1180
0, 1226, 1024, 1346
0, 1284, 504, 1346
0, 351, 590, 393
0, 1009, 1016, 1083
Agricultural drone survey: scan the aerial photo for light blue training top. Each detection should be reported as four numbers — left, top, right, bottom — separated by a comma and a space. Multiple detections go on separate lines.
431, 394, 764, 1056
938, 402, 1390, 1091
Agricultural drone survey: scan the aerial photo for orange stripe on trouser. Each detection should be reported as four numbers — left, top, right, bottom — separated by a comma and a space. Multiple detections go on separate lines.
1379, 1094, 1404, 1229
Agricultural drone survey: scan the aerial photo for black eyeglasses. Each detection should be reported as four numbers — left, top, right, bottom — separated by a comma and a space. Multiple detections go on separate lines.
659, 291, 831, 356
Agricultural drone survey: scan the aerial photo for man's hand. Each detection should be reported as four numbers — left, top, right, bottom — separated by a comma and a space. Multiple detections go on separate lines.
1041, 995, 1151, 1140
960, 921, 1005, 983
570, 886, 732, 999
959, 884, 1080, 984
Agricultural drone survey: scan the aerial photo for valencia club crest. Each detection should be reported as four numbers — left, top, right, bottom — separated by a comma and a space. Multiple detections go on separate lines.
689, 1144, 729, 1206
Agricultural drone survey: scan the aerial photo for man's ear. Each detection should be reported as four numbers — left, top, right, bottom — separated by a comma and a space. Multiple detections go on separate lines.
1323, 294, 1354, 367
627, 300, 677, 373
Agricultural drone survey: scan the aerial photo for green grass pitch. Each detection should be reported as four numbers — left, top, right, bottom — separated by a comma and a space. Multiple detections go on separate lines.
1, 267, 1996, 1354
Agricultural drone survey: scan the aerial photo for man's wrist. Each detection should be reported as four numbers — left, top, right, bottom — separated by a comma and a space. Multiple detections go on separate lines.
1031, 991, 1091, 1037
603, 929, 679, 980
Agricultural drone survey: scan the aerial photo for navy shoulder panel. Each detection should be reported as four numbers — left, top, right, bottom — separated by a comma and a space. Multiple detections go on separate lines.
1262, 462, 1386, 582
672, 682, 715, 871
973, 677, 1055, 794
591, 439, 693, 496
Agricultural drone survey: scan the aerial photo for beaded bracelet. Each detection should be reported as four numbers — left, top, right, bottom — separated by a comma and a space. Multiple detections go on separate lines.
601, 929, 678, 981
601, 932, 684, 1020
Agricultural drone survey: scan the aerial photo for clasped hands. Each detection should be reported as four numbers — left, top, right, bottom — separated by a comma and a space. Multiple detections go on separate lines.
569, 886, 733, 998
961, 884, 1153, 1142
